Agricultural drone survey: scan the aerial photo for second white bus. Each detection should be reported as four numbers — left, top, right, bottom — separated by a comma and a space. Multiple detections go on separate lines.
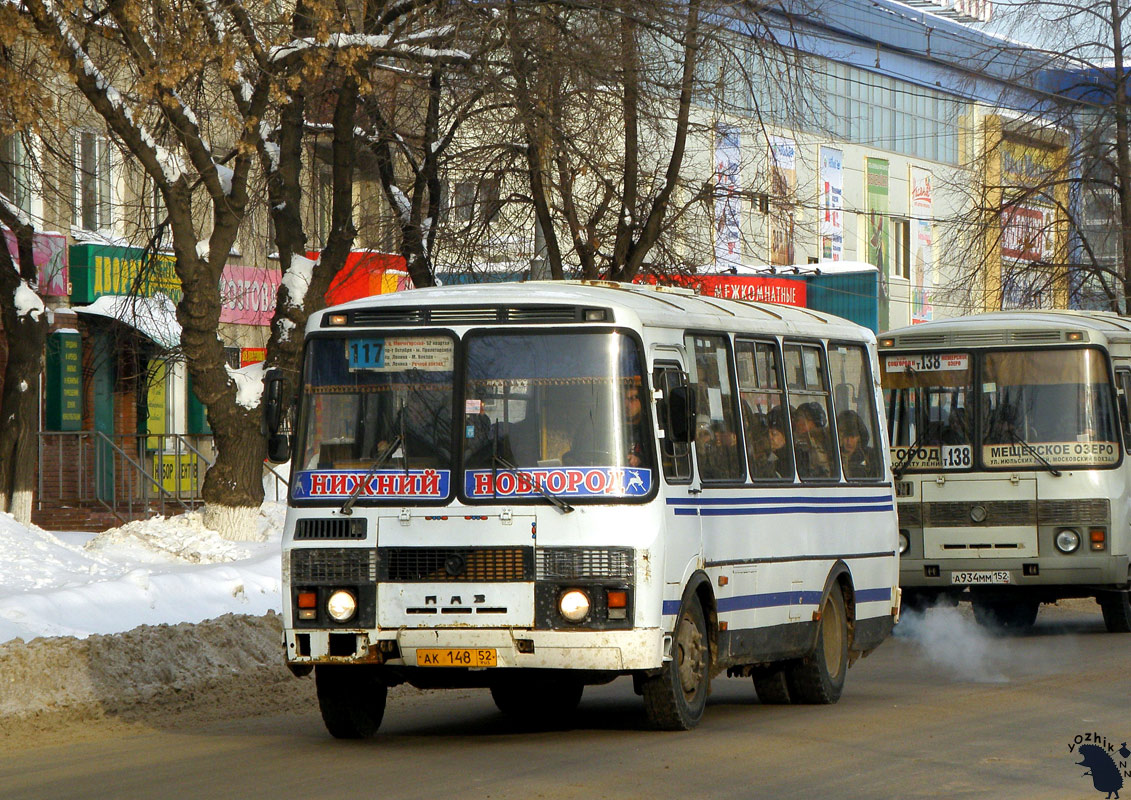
881, 310, 1131, 632
266, 281, 900, 736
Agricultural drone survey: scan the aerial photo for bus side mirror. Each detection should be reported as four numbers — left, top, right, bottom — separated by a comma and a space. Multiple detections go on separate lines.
264, 368, 285, 434
665, 385, 695, 444
268, 433, 291, 463
264, 368, 292, 463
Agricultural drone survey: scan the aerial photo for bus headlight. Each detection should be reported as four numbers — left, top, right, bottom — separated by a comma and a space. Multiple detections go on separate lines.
898, 531, 910, 555
327, 589, 358, 622
559, 589, 591, 622
1054, 529, 1081, 554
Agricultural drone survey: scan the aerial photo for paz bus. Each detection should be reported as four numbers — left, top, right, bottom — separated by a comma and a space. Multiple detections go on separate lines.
264, 281, 900, 737
879, 311, 1131, 632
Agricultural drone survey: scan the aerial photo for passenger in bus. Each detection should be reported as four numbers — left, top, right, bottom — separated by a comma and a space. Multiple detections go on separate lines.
836, 409, 877, 478
766, 406, 793, 477
623, 383, 647, 468
744, 410, 784, 478
985, 402, 1020, 444
941, 407, 969, 444
792, 402, 832, 478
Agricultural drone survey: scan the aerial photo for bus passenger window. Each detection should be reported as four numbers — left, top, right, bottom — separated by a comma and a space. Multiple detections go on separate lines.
687, 334, 745, 482
827, 344, 883, 480
736, 339, 793, 480
784, 343, 837, 480
654, 365, 692, 481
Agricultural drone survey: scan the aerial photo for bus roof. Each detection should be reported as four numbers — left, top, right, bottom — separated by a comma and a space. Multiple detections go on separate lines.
312, 280, 873, 341
882, 310, 1131, 348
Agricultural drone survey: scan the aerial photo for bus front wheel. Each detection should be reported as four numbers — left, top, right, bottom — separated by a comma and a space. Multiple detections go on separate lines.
1099, 590, 1131, 633
315, 665, 387, 739
786, 587, 848, 704
642, 595, 710, 730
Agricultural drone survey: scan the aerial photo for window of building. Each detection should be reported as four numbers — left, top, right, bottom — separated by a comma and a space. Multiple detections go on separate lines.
894, 218, 911, 279
0, 134, 30, 215
72, 130, 112, 231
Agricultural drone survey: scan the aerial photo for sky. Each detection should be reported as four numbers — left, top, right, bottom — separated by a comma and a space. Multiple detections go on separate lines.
0, 503, 284, 645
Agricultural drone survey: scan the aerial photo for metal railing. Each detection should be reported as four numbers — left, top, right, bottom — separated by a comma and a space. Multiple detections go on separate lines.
38, 431, 290, 520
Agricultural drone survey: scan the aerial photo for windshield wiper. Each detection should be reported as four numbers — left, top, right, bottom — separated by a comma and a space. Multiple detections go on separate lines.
340, 435, 403, 516
492, 452, 574, 514
1004, 428, 1062, 477
892, 425, 934, 480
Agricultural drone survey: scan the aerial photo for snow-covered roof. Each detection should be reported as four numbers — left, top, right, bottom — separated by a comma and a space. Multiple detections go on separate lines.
74, 293, 181, 349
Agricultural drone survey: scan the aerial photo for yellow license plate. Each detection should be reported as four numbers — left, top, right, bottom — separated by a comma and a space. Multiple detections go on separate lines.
417, 648, 497, 667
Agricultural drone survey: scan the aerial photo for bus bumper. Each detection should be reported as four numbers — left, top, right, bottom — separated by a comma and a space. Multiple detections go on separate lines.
284, 626, 665, 672
899, 553, 1130, 594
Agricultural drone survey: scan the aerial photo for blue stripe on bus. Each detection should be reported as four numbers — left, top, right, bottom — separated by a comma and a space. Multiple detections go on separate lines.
662, 586, 892, 616
673, 503, 893, 516
667, 494, 893, 506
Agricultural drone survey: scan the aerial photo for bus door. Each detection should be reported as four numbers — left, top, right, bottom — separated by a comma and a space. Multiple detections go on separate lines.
653, 357, 702, 589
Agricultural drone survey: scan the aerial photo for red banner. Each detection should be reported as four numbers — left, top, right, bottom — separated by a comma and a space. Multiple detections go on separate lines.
318, 251, 412, 305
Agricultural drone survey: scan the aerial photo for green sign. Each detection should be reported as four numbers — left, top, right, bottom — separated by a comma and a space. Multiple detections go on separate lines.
45, 331, 82, 431
69, 244, 182, 304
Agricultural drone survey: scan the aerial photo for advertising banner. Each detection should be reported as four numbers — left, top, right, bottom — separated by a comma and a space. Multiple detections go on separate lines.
4, 230, 68, 296
910, 166, 935, 323
819, 147, 843, 262
769, 136, 796, 266
219, 265, 281, 326
865, 157, 890, 328
714, 126, 743, 270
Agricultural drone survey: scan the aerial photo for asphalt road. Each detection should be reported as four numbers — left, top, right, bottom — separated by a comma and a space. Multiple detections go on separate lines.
3, 602, 1129, 800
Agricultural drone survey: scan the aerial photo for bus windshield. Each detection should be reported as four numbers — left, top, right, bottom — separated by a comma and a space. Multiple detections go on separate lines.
462, 330, 653, 500
882, 348, 1120, 472
292, 333, 455, 502
980, 348, 1119, 469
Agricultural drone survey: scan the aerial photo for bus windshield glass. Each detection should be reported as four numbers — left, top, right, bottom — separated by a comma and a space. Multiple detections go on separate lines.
462, 330, 654, 501
980, 348, 1119, 469
882, 347, 1120, 472
883, 352, 975, 472
292, 334, 455, 502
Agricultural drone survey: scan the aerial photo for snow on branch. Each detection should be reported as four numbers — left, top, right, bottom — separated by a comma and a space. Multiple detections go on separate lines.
270, 30, 470, 65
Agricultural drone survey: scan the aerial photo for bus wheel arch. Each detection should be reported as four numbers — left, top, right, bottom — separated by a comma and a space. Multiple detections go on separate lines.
819, 562, 857, 655
641, 573, 715, 730
786, 565, 852, 705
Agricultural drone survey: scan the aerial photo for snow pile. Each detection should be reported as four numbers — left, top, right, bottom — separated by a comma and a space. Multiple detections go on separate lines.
0, 503, 286, 644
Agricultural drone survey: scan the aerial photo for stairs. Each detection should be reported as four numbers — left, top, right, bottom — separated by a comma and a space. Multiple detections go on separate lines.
31, 504, 166, 533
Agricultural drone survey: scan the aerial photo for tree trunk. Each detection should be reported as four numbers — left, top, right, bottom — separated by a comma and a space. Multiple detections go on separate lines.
0, 312, 46, 524
0, 215, 48, 524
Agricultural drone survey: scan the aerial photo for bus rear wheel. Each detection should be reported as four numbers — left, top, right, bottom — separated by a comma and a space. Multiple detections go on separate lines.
786, 588, 848, 704
490, 676, 584, 721
641, 595, 710, 730
1099, 591, 1131, 633
315, 665, 388, 739
971, 597, 1038, 632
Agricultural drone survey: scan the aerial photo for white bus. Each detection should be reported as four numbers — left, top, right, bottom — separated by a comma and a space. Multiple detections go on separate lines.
265, 281, 900, 737
879, 311, 1131, 632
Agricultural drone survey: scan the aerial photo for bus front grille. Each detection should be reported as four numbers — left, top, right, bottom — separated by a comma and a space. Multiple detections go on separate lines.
293, 518, 367, 540
916, 498, 1110, 528
536, 547, 634, 580
378, 546, 533, 582
292, 548, 377, 583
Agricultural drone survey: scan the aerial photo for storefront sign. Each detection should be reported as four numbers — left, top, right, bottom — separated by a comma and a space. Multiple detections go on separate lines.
240, 347, 267, 367
322, 251, 411, 305
70, 244, 181, 304
45, 330, 82, 431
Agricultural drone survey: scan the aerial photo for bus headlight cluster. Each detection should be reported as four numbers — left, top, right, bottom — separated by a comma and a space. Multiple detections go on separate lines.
327, 589, 358, 622
1054, 528, 1081, 554
898, 530, 910, 556
559, 589, 591, 622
